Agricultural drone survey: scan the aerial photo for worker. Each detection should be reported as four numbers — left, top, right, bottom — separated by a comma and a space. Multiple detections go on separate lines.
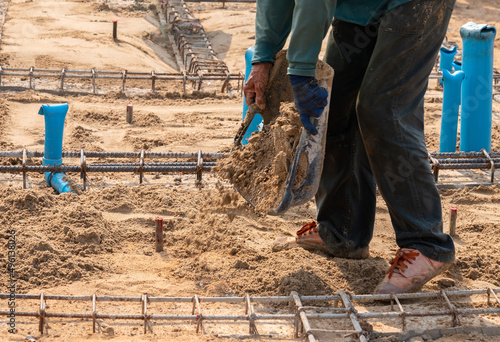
244, 0, 456, 294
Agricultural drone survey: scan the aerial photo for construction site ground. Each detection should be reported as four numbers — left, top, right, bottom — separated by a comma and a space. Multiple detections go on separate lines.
1, 0, 500, 341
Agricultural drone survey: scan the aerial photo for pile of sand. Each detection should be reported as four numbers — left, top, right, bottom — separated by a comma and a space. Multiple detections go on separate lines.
4, 181, 499, 296
0, 188, 120, 289
0, 99, 12, 150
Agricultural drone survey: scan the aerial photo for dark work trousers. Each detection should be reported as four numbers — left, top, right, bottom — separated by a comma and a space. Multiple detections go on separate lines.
317, 0, 456, 262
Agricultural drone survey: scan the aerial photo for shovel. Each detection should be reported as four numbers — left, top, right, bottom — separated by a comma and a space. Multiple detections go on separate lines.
234, 52, 334, 215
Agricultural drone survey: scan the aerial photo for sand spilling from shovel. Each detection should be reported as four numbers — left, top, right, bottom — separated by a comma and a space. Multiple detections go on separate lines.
216, 53, 333, 212
216, 103, 304, 212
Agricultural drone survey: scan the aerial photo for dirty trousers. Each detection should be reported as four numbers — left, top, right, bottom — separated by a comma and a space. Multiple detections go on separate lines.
316, 0, 456, 262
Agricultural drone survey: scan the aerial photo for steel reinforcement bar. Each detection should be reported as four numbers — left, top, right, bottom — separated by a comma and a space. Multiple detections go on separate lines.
1, 288, 499, 341
0, 149, 227, 189
161, 0, 230, 77
0, 150, 226, 159
0, 66, 244, 94
429, 150, 499, 183
1, 150, 499, 188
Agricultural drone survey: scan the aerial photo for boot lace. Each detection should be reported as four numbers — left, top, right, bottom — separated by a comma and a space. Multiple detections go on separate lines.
296, 222, 317, 236
387, 249, 420, 279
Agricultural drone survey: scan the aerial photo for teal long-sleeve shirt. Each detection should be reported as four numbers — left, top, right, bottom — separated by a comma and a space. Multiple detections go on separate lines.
252, 0, 412, 77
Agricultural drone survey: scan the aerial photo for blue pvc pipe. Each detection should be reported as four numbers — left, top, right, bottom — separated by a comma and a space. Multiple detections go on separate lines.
241, 46, 263, 145
439, 45, 457, 73
452, 60, 462, 71
459, 22, 496, 152
38, 103, 73, 194
439, 46, 457, 86
439, 69, 465, 152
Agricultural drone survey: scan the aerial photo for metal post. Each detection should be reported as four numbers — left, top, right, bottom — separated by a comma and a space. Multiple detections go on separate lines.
449, 207, 457, 237
22, 148, 27, 189
112, 20, 118, 40
126, 104, 133, 124
155, 218, 163, 252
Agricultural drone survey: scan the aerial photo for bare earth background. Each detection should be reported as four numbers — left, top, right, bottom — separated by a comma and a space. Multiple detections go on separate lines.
0, 0, 500, 341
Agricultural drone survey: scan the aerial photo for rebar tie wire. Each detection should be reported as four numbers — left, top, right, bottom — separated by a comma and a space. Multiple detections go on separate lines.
2, 288, 500, 341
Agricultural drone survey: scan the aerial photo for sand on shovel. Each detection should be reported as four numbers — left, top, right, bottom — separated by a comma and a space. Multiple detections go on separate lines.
216, 51, 333, 212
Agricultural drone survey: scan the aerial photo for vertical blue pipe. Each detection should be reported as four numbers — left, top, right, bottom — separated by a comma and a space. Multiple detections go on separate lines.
439, 69, 465, 152
439, 46, 457, 86
38, 103, 74, 194
460, 22, 496, 152
241, 46, 263, 145
440, 45, 457, 73
452, 60, 462, 71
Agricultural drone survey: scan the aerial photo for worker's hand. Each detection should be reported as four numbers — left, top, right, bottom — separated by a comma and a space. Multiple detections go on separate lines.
289, 75, 328, 135
243, 62, 272, 110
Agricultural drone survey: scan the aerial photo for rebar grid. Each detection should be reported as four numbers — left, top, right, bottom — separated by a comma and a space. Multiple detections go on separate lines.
1, 150, 499, 189
0, 149, 227, 189
429, 150, 500, 183
0, 65, 243, 95
161, 0, 232, 81
1, 288, 499, 341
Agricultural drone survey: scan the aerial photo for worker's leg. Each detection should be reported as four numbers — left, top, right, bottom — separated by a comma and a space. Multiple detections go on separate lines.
314, 19, 379, 258
356, 0, 456, 263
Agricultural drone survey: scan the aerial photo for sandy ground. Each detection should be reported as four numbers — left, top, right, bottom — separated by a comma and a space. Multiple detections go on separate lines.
1, 0, 500, 341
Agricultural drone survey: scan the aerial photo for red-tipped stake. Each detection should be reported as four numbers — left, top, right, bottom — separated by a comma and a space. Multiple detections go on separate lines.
112, 20, 118, 40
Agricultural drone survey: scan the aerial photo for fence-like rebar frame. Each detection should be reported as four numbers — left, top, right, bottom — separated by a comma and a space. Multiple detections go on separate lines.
160, 0, 230, 77
1, 288, 500, 341
0, 149, 226, 188
0, 150, 498, 189
0, 66, 244, 95
429, 151, 500, 183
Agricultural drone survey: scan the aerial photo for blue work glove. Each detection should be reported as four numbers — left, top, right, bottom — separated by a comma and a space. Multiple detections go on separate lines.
289, 75, 328, 135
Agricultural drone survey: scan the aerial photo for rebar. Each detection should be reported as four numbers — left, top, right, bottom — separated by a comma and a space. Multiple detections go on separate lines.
1, 288, 499, 341
1, 150, 499, 187
160, 0, 231, 83
429, 150, 499, 183
0, 65, 244, 94
0, 149, 226, 188
0, 150, 226, 159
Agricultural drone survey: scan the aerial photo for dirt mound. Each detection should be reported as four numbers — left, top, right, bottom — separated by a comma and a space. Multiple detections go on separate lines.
159, 187, 389, 296
65, 125, 104, 150
453, 222, 500, 286
133, 111, 163, 127
0, 99, 13, 150
74, 109, 121, 125
0, 188, 121, 290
